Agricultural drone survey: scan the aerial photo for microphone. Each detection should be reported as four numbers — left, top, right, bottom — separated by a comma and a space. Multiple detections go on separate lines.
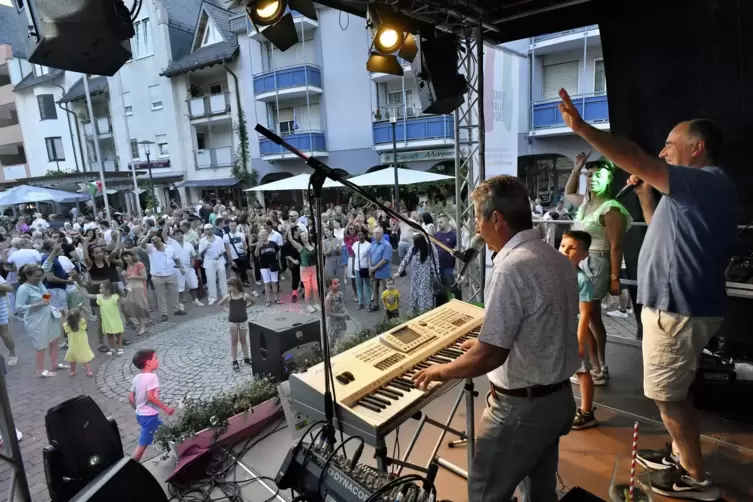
616, 180, 643, 199
452, 234, 485, 288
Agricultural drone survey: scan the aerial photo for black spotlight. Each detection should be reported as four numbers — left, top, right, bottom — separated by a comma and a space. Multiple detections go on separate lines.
246, 0, 317, 52
366, 6, 417, 76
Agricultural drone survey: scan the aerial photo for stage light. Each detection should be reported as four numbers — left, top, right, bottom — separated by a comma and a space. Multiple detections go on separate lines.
246, 0, 318, 52
366, 52, 404, 76
374, 27, 404, 54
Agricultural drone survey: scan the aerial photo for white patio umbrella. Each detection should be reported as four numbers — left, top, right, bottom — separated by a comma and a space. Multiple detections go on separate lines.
349, 168, 453, 187
245, 173, 344, 191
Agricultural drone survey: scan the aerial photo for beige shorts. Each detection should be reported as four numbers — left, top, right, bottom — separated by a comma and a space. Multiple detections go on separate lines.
641, 307, 722, 402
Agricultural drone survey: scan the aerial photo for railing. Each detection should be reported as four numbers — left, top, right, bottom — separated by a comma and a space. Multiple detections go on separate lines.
532, 93, 608, 129
0, 123, 22, 146
372, 105, 423, 122
89, 159, 117, 171
2, 164, 28, 180
82, 116, 113, 136
195, 147, 233, 169
533, 24, 599, 42
253, 64, 322, 95
259, 130, 326, 156
187, 92, 231, 119
372, 114, 454, 145
0, 83, 13, 106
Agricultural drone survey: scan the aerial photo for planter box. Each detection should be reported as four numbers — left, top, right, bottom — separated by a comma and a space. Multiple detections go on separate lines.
172, 398, 281, 459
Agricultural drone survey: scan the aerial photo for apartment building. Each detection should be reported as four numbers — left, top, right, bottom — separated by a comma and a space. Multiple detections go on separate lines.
0, 5, 29, 182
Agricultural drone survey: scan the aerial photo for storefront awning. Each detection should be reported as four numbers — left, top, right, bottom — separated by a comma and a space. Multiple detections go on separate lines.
178, 178, 238, 188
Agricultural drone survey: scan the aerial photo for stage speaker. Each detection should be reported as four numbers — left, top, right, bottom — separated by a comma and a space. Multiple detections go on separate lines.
411, 34, 468, 115
68, 457, 168, 502
249, 313, 321, 381
44, 396, 124, 501
17, 0, 134, 76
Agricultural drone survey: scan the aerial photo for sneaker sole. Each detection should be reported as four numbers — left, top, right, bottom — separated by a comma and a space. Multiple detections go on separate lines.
651, 485, 721, 501
571, 420, 599, 430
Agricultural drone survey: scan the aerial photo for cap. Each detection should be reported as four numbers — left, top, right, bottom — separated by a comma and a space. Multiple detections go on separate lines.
203, 224, 213, 230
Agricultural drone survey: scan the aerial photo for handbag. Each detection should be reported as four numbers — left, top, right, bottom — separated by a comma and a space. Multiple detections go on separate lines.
428, 250, 449, 307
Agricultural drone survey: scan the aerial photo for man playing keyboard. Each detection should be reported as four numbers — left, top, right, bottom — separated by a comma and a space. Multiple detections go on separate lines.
413, 175, 580, 502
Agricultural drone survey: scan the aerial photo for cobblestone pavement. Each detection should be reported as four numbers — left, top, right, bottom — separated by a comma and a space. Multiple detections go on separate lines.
0, 266, 640, 500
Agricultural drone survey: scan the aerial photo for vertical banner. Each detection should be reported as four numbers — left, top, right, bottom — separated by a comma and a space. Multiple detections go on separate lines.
483, 44, 520, 179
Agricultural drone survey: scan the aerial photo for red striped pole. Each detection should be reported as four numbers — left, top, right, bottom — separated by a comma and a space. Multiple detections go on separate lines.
629, 421, 639, 502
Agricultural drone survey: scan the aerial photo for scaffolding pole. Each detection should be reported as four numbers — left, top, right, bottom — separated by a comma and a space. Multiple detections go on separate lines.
455, 24, 486, 303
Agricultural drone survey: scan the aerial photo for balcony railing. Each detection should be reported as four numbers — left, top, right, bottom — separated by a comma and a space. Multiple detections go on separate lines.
253, 64, 322, 95
532, 93, 608, 129
195, 147, 233, 169
373, 115, 454, 145
0, 83, 13, 106
533, 25, 599, 42
372, 105, 424, 122
0, 123, 22, 147
82, 116, 113, 136
89, 159, 117, 171
259, 131, 326, 157
187, 93, 230, 119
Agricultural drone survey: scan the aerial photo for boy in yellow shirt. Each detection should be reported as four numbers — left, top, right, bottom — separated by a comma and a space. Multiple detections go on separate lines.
381, 278, 400, 320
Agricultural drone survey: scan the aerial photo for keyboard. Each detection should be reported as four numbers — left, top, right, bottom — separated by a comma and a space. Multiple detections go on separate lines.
288, 300, 485, 446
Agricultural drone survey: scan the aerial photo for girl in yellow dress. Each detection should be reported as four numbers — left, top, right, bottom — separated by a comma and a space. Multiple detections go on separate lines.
64, 309, 95, 377
80, 282, 125, 356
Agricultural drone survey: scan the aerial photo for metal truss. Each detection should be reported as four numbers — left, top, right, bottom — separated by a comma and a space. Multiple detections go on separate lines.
454, 25, 486, 304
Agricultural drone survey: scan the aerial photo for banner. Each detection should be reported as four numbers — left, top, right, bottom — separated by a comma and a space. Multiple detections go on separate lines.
483, 44, 520, 179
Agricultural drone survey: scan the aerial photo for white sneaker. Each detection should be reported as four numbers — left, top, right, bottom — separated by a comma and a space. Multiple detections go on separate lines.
116, 349, 124, 357
251, 290, 260, 297
255, 281, 262, 286
193, 299, 204, 307
0, 429, 23, 446
306, 305, 316, 313
107, 350, 114, 356
569, 373, 580, 384
606, 310, 629, 319
591, 368, 608, 386
7, 356, 17, 367
313, 304, 322, 312
179, 303, 185, 312
208, 298, 216, 306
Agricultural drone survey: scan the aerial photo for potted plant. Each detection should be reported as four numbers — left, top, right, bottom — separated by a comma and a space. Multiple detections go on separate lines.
154, 377, 280, 457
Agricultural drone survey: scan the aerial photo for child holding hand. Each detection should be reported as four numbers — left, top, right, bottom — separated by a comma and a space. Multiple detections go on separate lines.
79, 282, 125, 356
63, 308, 95, 377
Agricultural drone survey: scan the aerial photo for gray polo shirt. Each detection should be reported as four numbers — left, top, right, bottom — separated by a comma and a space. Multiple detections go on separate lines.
480, 229, 580, 390
637, 165, 739, 317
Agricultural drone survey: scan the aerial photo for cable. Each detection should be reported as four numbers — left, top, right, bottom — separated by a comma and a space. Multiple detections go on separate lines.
130, 0, 143, 21
338, 10, 350, 30
390, 427, 400, 475
363, 474, 427, 502
316, 435, 364, 497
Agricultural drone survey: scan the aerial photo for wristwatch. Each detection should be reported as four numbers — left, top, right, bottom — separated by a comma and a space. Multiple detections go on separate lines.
610, 273, 619, 281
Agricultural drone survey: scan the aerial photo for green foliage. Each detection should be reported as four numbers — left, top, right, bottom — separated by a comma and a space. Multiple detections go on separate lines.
153, 377, 278, 452
43, 168, 76, 177
137, 179, 156, 211
231, 107, 254, 184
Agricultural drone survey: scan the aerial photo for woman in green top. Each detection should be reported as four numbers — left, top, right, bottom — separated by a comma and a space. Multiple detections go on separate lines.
565, 153, 632, 385
286, 226, 320, 313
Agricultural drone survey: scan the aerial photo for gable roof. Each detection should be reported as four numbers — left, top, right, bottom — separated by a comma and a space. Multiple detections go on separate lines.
0, 4, 25, 58
189, 1, 236, 52
59, 76, 109, 103
163, 0, 206, 61
13, 68, 64, 91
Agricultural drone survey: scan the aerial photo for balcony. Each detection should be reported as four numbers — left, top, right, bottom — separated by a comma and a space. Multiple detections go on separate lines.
2, 164, 29, 181
248, 10, 317, 41
531, 93, 608, 137
0, 123, 22, 147
82, 116, 113, 138
195, 147, 233, 169
89, 159, 118, 172
187, 93, 231, 121
372, 110, 454, 151
0, 83, 13, 106
531, 25, 600, 55
253, 64, 323, 102
259, 131, 326, 160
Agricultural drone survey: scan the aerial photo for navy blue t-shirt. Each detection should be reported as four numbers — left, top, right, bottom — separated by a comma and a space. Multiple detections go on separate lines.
41, 254, 68, 290
435, 230, 457, 270
637, 165, 739, 317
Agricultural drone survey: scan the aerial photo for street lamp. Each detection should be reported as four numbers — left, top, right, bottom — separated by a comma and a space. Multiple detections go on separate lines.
138, 140, 156, 212
391, 114, 399, 209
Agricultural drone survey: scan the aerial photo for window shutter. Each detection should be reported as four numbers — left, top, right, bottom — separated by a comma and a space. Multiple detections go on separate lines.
542, 61, 579, 100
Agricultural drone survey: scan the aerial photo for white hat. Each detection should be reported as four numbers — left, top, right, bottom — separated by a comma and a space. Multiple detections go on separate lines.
203, 224, 213, 231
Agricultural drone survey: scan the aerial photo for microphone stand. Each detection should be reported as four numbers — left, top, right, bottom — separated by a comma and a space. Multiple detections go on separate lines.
254, 124, 472, 450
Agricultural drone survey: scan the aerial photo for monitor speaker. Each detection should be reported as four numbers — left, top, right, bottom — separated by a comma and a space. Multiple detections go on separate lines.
249, 313, 321, 381
67, 457, 168, 502
411, 34, 468, 115
18, 0, 134, 76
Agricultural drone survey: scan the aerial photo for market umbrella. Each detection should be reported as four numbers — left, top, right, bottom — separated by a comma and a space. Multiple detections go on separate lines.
0, 185, 91, 206
349, 168, 453, 187
245, 173, 344, 191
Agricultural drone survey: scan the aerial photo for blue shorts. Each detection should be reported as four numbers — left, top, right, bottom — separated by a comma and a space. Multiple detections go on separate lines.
137, 414, 163, 446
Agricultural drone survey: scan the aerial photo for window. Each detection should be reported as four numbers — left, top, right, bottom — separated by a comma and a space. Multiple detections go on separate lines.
278, 108, 295, 135
45, 137, 65, 161
148, 85, 162, 110
387, 90, 412, 119
594, 58, 606, 95
209, 83, 222, 95
542, 60, 579, 100
123, 92, 133, 115
130, 139, 140, 159
32, 64, 49, 77
15, 0, 25, 11
131, 18, 153, 59
37, 94, 57, 120
156, 134, 169, 157
196, 133, 206, 150
201, 18, 223, 47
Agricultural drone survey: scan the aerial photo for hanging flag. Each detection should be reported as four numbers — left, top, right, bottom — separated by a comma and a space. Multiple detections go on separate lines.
86, 180, 103, 196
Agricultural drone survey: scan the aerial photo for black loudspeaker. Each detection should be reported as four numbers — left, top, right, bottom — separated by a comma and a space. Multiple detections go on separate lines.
68, 458, 168, 502
18, 0, 134, 76
44, 396, 124, 501
249, 313, 321, 381
411, 34, 468, 115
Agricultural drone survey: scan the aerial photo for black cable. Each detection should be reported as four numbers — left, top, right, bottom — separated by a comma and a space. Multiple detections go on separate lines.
363, 475, 426, 502
316, 436, 364, 497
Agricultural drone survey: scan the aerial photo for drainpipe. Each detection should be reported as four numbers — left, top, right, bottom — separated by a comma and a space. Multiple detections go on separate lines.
54, 82, 84, 172
225, 64, 247, 172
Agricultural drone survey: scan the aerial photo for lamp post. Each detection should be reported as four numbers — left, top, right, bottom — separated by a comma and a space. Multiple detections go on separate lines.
391, 114, 399, 209
138, 140, 156, 212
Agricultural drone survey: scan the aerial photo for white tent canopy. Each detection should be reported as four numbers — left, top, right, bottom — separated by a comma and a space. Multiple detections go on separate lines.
245, 173, 344, 192
349, 168, 453, 187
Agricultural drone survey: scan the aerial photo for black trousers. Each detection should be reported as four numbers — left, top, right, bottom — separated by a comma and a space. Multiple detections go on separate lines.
290, 265, 300, 292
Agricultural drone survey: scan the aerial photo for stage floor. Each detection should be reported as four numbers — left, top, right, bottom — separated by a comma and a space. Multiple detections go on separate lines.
146, 340, 753, 501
